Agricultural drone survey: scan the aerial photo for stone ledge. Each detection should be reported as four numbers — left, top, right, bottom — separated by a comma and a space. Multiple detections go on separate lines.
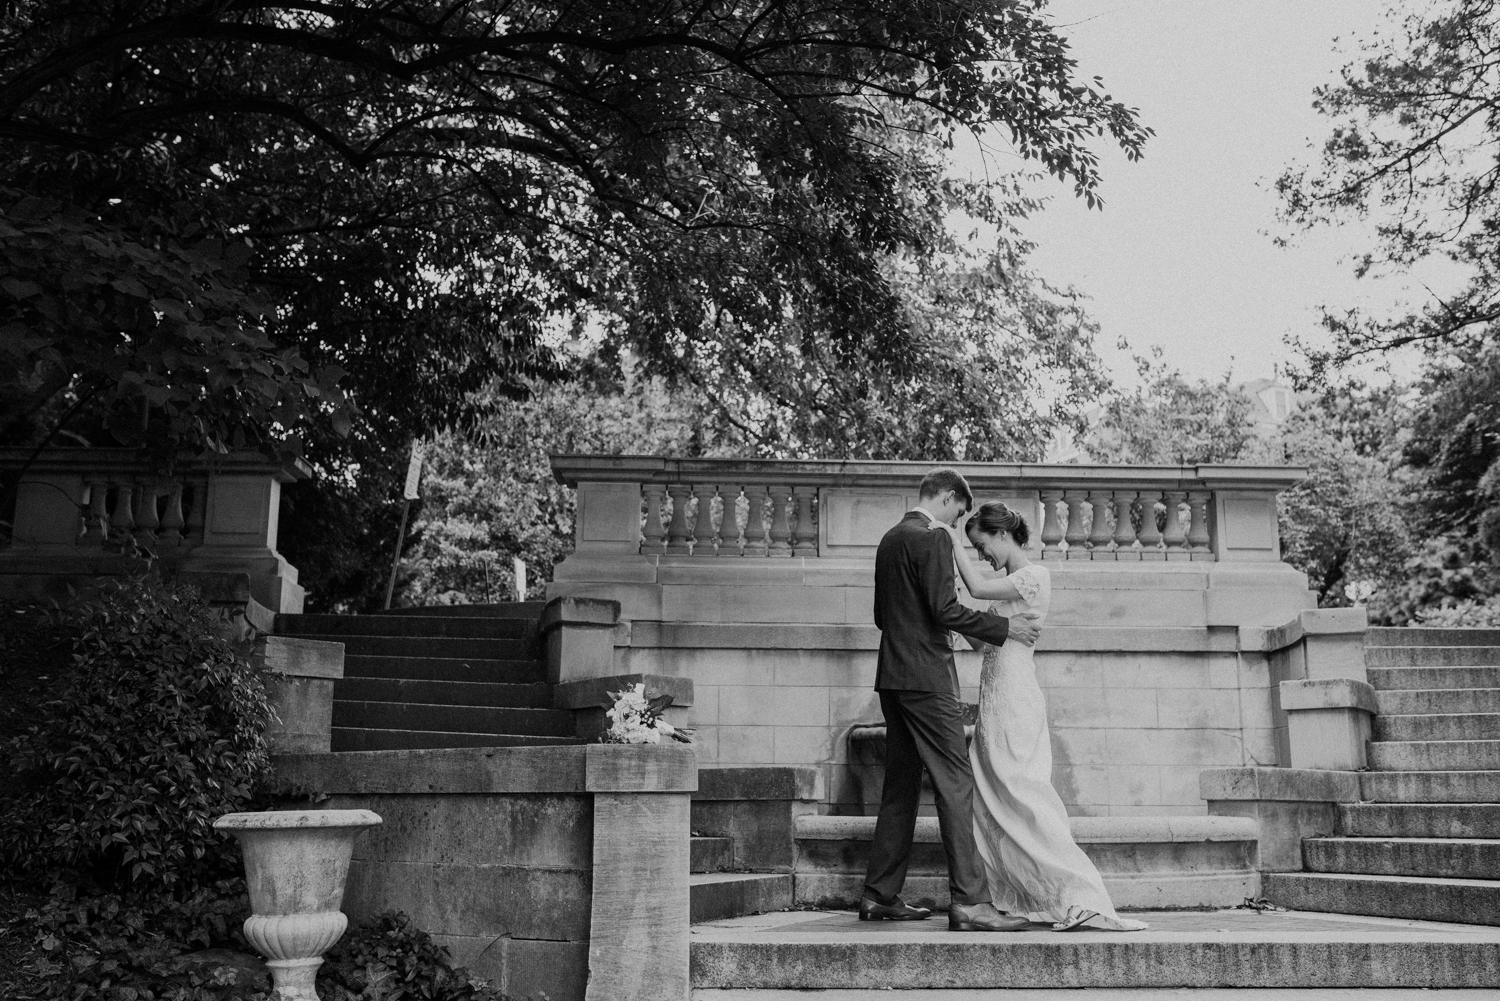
1243, 607, 1369, 653
553, 674, 693, 710
794, 814, 1257, 844
627, 622, 1240, 653
272, 743, 697, 795
257, 635, 344, 679
1200, 766, 1360, 804
541, 595, 620, 633
1280, 678, 1377, 714
694, 765, 822, 802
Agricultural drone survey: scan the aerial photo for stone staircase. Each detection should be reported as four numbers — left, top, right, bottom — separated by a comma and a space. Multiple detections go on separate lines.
1265, 626, 1500, 925
276, 602, 586, 751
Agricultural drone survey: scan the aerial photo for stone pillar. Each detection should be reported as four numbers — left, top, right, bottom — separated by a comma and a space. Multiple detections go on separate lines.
257, 635, 345, 754
543, 596, 623, 684
1280, 678, 1378, 771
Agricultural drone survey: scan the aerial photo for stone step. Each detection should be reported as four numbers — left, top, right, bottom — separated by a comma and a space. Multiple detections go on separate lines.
790, 815, 1257, 911
1367, 646, 1500, 667
1378, 688, 1500, 715
331, 700, 575, 737
1369, 666, 1500, 691
1375, 713, 1500, 742
376, 601, 548, 619
689, 908, 1500, 989
1264, 871, 1500, 926
695, 992, 1500, 1000
277, 613, 536, 639
341, 654, 544, 684
1367, 627, 1500, 647
1369, 740, 1500, 772
692, 836, 735, 874
1304, 837, 1500, 880
1340, 803, 1500, 839
1361, 770, 1500, 803
329, 728, 583, 751
690, 873, 794, 924
284, 633, 533, 660
335, 677, 553, 709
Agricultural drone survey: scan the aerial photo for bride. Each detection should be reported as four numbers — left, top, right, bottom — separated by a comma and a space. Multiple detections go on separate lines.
934, 501, 1146, 932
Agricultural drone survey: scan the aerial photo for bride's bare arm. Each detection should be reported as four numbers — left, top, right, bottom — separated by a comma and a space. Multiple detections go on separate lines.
935, 521, 1023, 601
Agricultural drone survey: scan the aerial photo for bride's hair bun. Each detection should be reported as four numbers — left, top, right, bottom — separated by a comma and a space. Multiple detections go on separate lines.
966, 501, 1030, 548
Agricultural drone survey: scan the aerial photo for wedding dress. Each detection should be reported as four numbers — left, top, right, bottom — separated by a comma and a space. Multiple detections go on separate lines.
970, 561, 1147, 931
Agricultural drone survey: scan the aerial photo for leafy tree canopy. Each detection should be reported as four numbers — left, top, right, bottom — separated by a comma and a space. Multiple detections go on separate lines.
1277, 0, 1500, 372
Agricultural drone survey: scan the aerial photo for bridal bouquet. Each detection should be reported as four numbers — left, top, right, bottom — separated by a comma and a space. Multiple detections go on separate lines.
599, 682, 693, 744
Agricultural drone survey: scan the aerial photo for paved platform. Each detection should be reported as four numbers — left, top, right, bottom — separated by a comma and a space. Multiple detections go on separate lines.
695, 991, 1500, 999
689, 908, 1500, 990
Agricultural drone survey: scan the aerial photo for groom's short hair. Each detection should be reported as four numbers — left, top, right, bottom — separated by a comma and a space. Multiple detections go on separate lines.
918, 468, 973, 509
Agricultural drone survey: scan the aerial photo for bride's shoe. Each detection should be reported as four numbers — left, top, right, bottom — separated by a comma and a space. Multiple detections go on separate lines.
1052, 906, 1099, 931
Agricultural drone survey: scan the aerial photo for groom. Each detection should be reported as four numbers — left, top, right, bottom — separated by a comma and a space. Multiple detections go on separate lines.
862, 468, 1041, 931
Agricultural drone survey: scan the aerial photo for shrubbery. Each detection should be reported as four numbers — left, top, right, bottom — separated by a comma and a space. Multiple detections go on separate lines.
0, 575, 273, 890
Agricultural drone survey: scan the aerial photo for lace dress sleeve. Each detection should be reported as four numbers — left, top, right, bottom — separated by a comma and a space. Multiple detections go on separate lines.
1010, 565, 1045, 607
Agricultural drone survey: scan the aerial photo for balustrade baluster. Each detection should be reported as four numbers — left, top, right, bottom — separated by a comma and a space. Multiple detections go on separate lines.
641, 484, 667, 555
691, 483, 719, 555
1109, 490, 1138, 560
1064, 490, 1090, 559
1136, 489, 1165, 560
81, 480, 107, 546
1086, 490, 1113, 557
1187, 491, 1212, 559
791, 487, 818, 556
767, 485, 793, 556
664, 484, 693, 555
134, 482, 160, 544
159, 481, 185, 547
1162, 490, 1188, 560
1040, 490, 1064, 559
742, 484, 769, 557
717, 484, 743, 557
110, 480, 135, 546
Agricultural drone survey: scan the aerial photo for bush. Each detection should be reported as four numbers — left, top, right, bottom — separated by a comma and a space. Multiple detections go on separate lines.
0, 574, 274, 890
320, 912, 512, 1000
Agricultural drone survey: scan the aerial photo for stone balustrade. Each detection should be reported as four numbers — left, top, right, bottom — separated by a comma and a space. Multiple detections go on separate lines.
2, 447, 309, 612
551, 456, 1305, 563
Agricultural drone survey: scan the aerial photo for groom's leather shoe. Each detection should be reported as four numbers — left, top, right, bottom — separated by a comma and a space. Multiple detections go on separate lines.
859, 895, 932, 921
948, 901, 1029, 932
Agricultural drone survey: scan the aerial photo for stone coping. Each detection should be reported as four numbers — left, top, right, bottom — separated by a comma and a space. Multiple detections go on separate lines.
550, 454, 1307, 491
272, 744, 697, 796
694, 765, 822, 802
794, 814, 1258, 844
553, 673, 694, 710
259, 635, 344, 679
1280, 678, 1378, 714
540, 595, 620, 633
1242, 607, 1369, 653
214, 808, 381, 830
1200, 766, 1361, 804
627, 622, 1244, 653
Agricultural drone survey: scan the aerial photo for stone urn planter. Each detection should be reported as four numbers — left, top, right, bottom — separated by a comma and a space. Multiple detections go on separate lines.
214, 809, 382, 1001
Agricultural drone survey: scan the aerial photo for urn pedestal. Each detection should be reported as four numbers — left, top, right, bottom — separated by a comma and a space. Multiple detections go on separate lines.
214, 809, 382, 1000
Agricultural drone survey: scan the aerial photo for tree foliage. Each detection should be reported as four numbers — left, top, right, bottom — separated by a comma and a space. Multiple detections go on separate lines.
1081, 351, 1260, 465
1277, 0, 1500, 371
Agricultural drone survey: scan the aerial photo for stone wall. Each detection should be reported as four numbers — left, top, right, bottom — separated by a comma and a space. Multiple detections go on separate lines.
271, 744, 696, 1001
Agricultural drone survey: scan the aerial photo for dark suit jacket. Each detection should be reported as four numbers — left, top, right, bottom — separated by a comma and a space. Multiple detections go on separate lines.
873, 511, 1012, 693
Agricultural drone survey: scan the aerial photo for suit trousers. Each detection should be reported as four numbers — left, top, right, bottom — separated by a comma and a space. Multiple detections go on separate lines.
863, 688, 989, 907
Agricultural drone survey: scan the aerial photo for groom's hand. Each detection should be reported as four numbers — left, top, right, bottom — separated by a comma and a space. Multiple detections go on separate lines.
1009, 612, 1042, 647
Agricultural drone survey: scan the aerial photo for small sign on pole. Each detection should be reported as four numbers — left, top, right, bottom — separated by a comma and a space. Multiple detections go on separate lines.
384, 439, 424, 610
513, 556, 527, 602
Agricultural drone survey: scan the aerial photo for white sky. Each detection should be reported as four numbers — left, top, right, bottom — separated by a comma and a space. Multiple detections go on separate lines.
950, 0, 1458, 385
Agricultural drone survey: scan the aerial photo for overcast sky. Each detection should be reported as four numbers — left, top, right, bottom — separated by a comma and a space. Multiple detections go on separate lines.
951, 0, 1452, 385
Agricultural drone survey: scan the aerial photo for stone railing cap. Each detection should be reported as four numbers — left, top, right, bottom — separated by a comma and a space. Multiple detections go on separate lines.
550, 454, 1307, 492
1200, 766, 1361, 803
0, 447, 311, 482
1245, 607, 1369, 653
258, 635, 345, 679
213, 809, 381, 830
271, 743, 697, 795
1280, 677, 1378, 714
553, 673, 693, 710
540, 595, 621, 632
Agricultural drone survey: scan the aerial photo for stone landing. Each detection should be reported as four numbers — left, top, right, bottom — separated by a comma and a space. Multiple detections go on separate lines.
690, 908, 1500, 990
